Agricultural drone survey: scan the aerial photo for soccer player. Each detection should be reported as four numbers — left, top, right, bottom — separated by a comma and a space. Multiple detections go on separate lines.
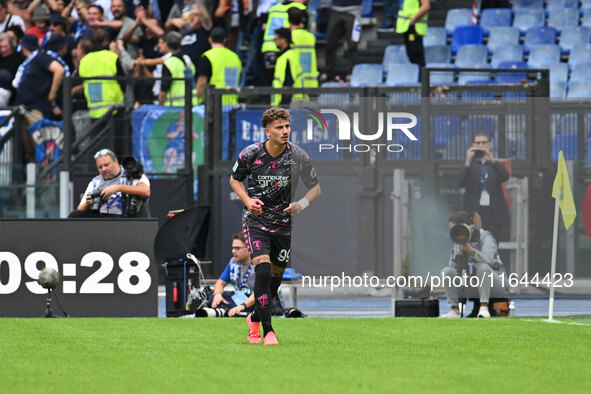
230, 107, 321, 345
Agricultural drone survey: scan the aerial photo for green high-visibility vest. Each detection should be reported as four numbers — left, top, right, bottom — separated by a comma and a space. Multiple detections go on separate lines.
272, 29, 318, 106
396, 0, 428, 36
201, 47, 242, 105
79, 50, 124, 119
261, 1, 307, 53
163, 55, 197, 107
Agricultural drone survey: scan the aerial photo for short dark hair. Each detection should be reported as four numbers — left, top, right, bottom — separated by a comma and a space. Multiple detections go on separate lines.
89, 4, 104, 15
288, 7, 307, 26
261, 107, 290, 127
472, 131, 491, 143
210, 27, 226, 44
0, 0, 7, 9
232, 232, 245, 244
448, 211, 482, 228
6, 25, 24, 41
90, 28, 108, 46
164, 31, 181, 51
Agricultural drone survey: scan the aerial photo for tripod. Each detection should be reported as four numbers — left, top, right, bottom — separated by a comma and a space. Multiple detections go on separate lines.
44, 289, 55, 318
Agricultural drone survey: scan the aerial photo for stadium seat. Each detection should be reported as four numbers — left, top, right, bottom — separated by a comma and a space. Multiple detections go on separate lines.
568, 43, 591, 68
523, 26, 558, 53
569, 64, 591, 81
496, 61, 528, 83
382, 45, 410, 69
527, 44, 561, 68
546, 7, 580, 31
552, 133, 578, 160
444, 9, 473, 35
426, 63, 456, 85
350, 63, 384, 87
559, 26, 591, 54
450, 25, 484, 54
512, 0, 544, 9
551, 80, 567, 97
512, 8, 546, 34
425, 45, 452, 64
491, 45, 524, 68
546, 0, 579, 12
480, 8, 512, 35
583, 0, 591, 11
318, 82, 349, 106
457, 64, 492, 85
384, 64, 420, 85
423, 27, 448, 47
566, 79, 591, 97
549, 62, 569, 82
487, 27, 521, 52
583, 9, 591, 28
454, 45, 488, 68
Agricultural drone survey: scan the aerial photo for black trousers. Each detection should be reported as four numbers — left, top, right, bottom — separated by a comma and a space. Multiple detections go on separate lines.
404, 25, 425, 67
325, 10, 358, 80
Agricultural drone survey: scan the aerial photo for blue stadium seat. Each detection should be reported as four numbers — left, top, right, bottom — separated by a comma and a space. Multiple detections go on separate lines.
384, 64, 420, 85
425, 45, 452, 64
546, 0, 579, 12
513, 8, 546, 34
546, 7, 580, 31
457, 64, 492, 85
426, 63, 456, 85
552, 133, 578, 160
568, 43, 591, 68
549, 62, 569, 82
566, 79, 591, 97
454, 44, 488, 67
491, 45, 524, 67
559, 26, 591, 54
487, 27, 521, 52
569, 64, 591, 81
551, 81, 567, 97
496, 61, 528, 83
423, 27, 448, 47
382, 45, 410, 68
445, 9, 473, 35
350, 63, 384, 87
527, 44, 561, 68
523, 26, 558, 53
451, 25, 484, 54
480, 8, 512, 35
318, 82, 349, 106
512, 0, 544, 9
583, 0, 591, 11
583, 9, 591, 28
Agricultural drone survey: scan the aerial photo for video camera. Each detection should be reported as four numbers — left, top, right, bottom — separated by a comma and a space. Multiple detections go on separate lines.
121, 156, 144, 218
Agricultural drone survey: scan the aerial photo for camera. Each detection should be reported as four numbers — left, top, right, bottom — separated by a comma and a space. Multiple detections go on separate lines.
121, 156, 144, 217
450, 223, 480, 245
473, 149, 484, 159
87, 187, 104, 211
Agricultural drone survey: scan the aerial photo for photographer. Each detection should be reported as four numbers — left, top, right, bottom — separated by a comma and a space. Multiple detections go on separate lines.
440, 211, 506, 318
459, 132, 510, 242
69, 149, 151, 218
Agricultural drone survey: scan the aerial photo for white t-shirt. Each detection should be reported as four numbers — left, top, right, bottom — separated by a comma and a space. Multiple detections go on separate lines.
0, 14, 26, 33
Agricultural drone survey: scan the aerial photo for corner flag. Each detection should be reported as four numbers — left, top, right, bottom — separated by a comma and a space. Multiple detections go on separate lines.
552, 151, 576, 230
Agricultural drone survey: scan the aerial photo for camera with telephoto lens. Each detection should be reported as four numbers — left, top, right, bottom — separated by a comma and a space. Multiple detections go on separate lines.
473, 149, 484, 159
87, 187, 104, 211
121, 156, 144, 217
450, 223, 480, 245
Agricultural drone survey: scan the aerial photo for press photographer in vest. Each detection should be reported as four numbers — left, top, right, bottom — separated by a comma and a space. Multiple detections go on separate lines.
69, 149, 151, 218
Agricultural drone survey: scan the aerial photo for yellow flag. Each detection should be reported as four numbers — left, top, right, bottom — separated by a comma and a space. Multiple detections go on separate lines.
552, 151, 576, 230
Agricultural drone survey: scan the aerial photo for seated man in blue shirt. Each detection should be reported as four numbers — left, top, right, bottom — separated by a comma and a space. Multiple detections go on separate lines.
209, 232, 284, 317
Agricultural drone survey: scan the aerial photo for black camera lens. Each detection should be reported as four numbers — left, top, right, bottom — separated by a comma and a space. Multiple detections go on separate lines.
473, 149, 484, 159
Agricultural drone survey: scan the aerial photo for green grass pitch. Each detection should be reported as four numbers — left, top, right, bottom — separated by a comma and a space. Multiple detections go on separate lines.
1, 317, 590, 393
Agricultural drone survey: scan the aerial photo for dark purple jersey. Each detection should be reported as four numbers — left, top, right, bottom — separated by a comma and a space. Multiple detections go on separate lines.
232, 140, 319, 235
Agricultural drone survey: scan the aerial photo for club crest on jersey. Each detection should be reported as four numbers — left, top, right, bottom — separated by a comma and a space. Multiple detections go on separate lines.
253, 240, 262, 250
270, 161, 278, 170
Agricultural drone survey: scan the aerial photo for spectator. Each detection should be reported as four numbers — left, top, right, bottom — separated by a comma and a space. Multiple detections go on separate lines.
196, 26, 241, 105
440, 211, 506, 318
108, 0, 143, 59
166, 0, 212, 34
123, 0, 148, 19
325, 0, 362, 81
377, 0, 400, 33
0, 32, 24, 103
69, 148, 151, 218
73, 3, 115, 42
180, 5, 210, 74
459, 131, 510, 243
44, 33, 70, 110
48, 13, 74, 69
396, 0, 430, 67
0, 0, 26, 33
6, 24, 24, 47
158, 30, 197, 106
270, 27, 293, 106
260, 0, 307, 86
26, 4, 51, 48
78, 28, 125, 119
